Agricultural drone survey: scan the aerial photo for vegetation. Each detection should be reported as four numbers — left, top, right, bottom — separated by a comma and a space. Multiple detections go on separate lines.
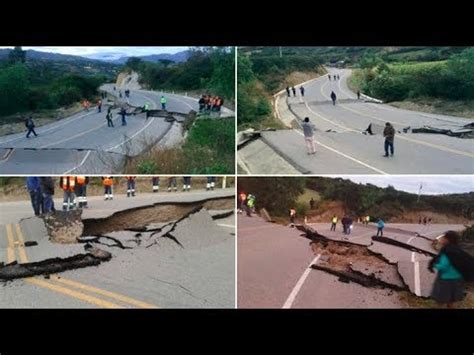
237, 48, 324, 128
349, 47, 474, 105
124, 47, 235, 103
0, 47, 112, 119
128, 117, 235, 174
237, 177, 474, 222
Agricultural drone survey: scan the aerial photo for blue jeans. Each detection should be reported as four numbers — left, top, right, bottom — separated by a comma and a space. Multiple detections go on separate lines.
161, 103, 166, 110
42, 193, 54, 214
29, 189, 43, 215
384, 140, 394, 156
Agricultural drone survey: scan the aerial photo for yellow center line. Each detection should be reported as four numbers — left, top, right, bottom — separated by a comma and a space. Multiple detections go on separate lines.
12, 223, 157, 309
5, 224, 16, 263
320, 77, 474, 158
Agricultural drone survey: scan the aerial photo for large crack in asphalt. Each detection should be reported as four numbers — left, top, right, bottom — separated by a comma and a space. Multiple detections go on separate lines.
297, 224, 430, 296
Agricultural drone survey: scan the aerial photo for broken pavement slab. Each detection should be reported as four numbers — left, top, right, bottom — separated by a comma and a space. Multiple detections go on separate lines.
397, 259, 437, 298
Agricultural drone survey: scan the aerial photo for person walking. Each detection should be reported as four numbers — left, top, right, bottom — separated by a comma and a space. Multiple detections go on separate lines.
289, 207, 296, 227
383, 122, 395, 157
239, 192, 247, 214
206, 176, 216, 191
182, 176, 192, 192
302, 117, 316, 155
26, 177, 43, 216
59, 176, 76, 211
126, 176, 136, 197
25, 117, 38, 138
328, 74, 331, 81
291, 86, 296, 97
144, 102, 150, 120
429, 231, 473, 308
376, 218, 385, 236
300, 86, 305, 97
39, 177, 55, 214
330, 91, 337, 105
106, 107, 114, 127
97, 99, 102, 113
330, 215, 337, 231
357, 90, 361, 100
286, 86, 291, 97
160, 96, 167, 110
119, 107, 128, 126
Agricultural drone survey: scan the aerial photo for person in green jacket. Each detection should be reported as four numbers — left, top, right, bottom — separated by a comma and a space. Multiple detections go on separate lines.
160, 96, 167, 110
429, 231, 465, 308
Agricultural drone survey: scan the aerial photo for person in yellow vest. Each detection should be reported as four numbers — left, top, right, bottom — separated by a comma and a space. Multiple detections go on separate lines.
126, 176, 136, 197
75, 176, 89, 208
59, 176, 76, 211
102, 177, 114, 200
330, 215, 338, 231
290, 208, 297, 227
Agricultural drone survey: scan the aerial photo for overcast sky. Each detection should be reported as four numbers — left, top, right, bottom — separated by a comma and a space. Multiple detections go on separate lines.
0, 46, 189, 59
330, 175, 474, 195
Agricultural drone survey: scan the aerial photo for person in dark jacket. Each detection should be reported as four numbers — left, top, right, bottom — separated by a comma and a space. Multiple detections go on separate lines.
383, 122, 395, 157
25, 117, 38, 138
300, 86, 305, 97
39, 177, 55, 214
429, 231, 468, 308
286, 86, 291, 97
26, 177, 43, 216
330, 91, 337, 105
291, 87, 296, 97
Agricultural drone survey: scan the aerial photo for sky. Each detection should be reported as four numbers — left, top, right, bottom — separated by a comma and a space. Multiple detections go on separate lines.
0, 46, 189, 59
332, 175, 474, 195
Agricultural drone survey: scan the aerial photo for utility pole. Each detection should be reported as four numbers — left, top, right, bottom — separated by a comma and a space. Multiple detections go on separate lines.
279, 46, 282, 58
417, 182, 423, 203
222, 176, 227, 189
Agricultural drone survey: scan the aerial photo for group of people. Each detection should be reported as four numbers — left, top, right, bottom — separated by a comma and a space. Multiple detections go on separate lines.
198, 94, 224, 115
329, 214, 385, 236
328, 74, 340, 81
238, 192, 256, 217
285, 86, 305, 97
26, 176, 219, 215
419, 216, 433, 225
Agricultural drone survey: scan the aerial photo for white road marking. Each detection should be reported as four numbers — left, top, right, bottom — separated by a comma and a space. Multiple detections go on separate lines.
106, 117, 156, 151
63, 150, 92, 174
412, 252, 422, 297
292, 129, 387, 174
217, 224, 235, 229
282, 254, 321, 309
407, 236, 416, 244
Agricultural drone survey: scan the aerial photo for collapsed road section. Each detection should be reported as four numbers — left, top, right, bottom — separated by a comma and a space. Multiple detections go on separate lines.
0, 191, 235, 308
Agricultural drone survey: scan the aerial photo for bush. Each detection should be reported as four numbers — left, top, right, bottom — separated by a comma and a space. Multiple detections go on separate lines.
137, 160, 158, 174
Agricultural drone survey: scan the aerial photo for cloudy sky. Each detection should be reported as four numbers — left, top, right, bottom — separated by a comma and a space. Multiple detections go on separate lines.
0, 46, 189, 59
331, 175, 474, 195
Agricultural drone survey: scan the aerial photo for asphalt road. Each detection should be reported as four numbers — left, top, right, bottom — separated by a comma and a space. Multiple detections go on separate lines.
0, 188, 235, 308
239, 68, 474, 174
237, 214, 466, 308
0, 85, 235, 174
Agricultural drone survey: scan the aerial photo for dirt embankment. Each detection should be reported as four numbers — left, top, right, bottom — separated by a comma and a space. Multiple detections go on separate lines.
303, 200, 472, 224
282, 70, 326, 88
116, 71, 141, 90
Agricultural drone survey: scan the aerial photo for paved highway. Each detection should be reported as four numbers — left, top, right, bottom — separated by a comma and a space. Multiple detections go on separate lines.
239, 68, 474, 174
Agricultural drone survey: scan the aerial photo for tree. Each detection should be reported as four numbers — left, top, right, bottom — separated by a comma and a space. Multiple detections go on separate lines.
125, 57, 143, 71
8, 46, 26, 64
158, 59, 174, 68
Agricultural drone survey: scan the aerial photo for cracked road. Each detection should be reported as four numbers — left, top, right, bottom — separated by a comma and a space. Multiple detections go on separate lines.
238, 68, 474, 174
0, 189, 235, 308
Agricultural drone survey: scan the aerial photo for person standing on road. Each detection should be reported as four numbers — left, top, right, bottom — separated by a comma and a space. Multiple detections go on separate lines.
182, 176, 191, 192
198, 95, 206, 113
429, 231, 471, 308
25, 116, 38, 138
247, 194, 256, 215
119, 107, 129, 126
330, 91, 337, 105
75, 176, 89, 209
143, 102, 150, 120
59, 176, 76, 211
302, 117, 316, 155
26, 177, 43, 216
300, 86, 305, 97
97, 99, 102, 113
289, 207, 296, 227
119, 91, 123, 98
328, 74, 331, 81
160, 95, 167, 110
40, 177, 55, 214
309, 197, 315, 210
126, 176, 136, 197
357, 90, 361, 100
286, 86, 291, 97
383, 122, 395, 157
376, 218, 385, 236
330, 215, 338, 231
152, 177, 160, 192
238, 192, 247, 214
167, 177, 177, 192
292, 86, 296, 97
102, 176, 114, 200
206, 176, 216, 191
106, 107, 114, 127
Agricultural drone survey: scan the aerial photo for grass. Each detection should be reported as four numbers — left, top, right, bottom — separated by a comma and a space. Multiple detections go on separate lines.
297, 188, 321, 206
126, 117, 235, 174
